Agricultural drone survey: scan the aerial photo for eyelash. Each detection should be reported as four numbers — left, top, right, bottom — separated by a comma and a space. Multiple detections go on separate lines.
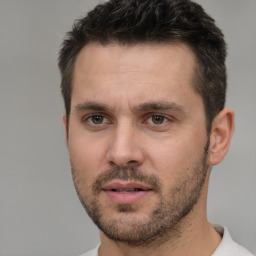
84, 114, 110, 125
82, 113, 172, 127
143, 114, 169, 125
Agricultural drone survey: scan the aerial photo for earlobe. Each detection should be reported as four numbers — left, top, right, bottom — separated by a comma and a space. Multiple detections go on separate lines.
208, 108, 235, 166
62, 115, 69, 144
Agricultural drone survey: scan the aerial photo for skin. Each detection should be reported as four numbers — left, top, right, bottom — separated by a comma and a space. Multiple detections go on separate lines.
63, 42, 234, 256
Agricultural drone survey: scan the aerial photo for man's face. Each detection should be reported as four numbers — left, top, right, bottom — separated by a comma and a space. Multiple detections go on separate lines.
65, 43, 210, 245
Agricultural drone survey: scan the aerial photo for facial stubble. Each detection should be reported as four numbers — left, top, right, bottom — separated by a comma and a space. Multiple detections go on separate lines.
71, 141, 209, 247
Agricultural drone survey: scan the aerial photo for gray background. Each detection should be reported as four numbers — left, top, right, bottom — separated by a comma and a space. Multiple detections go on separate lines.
0, 0, 255, 255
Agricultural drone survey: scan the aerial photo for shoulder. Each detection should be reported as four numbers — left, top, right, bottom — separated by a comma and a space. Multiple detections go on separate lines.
212, 225, 255, 256
78, 244, 100, 256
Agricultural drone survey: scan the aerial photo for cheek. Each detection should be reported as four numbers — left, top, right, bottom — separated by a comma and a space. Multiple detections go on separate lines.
148, 142, 189, 179
145, 134, 207, 180
68, 133, 107, 181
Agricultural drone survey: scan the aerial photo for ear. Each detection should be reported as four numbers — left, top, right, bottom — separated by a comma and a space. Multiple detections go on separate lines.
208, 108, 235, 166
62, 115, 68, 144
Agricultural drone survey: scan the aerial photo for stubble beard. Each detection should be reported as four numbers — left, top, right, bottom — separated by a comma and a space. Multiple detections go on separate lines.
71, 141, 209, 247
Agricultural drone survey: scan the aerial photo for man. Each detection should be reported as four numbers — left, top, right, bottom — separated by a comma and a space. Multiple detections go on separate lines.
58, 0, 254, 255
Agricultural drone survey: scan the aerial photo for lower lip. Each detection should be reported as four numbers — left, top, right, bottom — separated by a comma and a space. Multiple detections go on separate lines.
104, 190, 152, 204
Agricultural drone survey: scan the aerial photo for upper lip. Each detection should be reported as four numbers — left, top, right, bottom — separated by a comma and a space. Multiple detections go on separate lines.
102, 181, 153, 191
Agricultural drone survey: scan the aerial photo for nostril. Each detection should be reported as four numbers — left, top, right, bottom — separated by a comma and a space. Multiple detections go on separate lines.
109, 160, 140, 169
106, 140, 145, 167
128, 160, 137, 164
126, 160, 142, 168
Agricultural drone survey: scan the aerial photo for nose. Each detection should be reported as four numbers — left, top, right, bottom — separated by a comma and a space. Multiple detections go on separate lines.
106, 121, 144, 168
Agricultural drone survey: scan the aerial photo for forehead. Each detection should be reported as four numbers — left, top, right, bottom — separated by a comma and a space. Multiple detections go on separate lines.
72, 42, 200, 110
74, 42, 196, 78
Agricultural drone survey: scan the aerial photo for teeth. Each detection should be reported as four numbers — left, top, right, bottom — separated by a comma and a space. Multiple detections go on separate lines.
112, 188, 142, 192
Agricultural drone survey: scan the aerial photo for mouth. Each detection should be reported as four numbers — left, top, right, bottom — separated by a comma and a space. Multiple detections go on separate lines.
102, 181, 153, 204
109, 188, 146, 192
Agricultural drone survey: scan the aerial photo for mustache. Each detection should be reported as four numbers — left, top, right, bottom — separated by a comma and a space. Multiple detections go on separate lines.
92, 166, 161, 194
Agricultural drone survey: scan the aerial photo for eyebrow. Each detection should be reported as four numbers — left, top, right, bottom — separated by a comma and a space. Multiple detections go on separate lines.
75, 101, 186, 114
75, 102, 110, 112
135, 101, 186, 113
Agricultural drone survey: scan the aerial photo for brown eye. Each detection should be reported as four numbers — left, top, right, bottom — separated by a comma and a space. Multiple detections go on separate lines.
150, 115, 167, 125
89, 115, 105, 124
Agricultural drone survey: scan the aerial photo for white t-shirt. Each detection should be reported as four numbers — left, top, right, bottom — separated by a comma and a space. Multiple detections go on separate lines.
79, 226, 254, 256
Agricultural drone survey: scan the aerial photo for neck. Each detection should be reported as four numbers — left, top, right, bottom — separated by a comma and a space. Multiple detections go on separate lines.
99, 220, 221, 256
